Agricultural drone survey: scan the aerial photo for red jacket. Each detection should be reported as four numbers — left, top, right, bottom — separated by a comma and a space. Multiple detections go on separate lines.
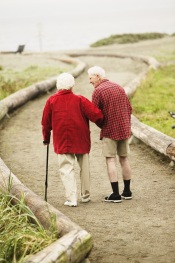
42, 90, 103, 154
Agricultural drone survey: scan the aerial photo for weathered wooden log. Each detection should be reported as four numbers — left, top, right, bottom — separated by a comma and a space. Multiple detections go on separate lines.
67, 51, 160, 69
0, 157, 93, 262
124, 71, 148, 98
59, 57, 86, 77
25, 230, 92, 263
166, 143, 175, 161
131, 115, 175, 161
0, 102, 8, 121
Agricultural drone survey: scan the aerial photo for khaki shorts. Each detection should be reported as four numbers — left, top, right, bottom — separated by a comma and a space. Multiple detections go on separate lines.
102, 137, 130, 157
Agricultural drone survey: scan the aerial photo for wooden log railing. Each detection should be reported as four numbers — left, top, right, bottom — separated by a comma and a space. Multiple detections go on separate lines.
131, 115, 175, 161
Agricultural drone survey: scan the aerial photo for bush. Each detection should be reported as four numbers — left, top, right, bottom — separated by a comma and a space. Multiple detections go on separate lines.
90, 32, 168, 47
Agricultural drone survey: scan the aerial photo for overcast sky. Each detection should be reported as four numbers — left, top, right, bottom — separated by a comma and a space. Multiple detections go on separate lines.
0, 0, 174, 20
0, 0, 174, 51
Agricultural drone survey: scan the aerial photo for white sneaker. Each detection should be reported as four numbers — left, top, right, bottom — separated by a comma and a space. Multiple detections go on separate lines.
81, 196, 91, 203
64, 201, 77, 207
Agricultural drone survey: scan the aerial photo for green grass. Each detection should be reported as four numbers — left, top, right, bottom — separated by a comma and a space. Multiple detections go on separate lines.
0, 188, 59, 263
130, 64, 175, 138
152, 50, 175, 64
90, 32, 170, 47
0, 65, 64, 100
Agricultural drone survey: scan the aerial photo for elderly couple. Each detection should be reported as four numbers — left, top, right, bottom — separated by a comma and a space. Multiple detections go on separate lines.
41, 66, 132, 207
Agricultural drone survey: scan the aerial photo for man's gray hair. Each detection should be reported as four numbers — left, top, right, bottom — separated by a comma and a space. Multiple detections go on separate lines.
88, 66, 106, 78
56, 73, 75, 90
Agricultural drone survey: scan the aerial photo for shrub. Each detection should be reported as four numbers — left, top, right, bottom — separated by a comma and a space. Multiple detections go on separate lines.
90, 32, 168, 47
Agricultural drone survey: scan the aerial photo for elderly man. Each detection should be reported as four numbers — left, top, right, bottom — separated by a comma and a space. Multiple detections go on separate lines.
88, 66, 132, 203
42, 72, 103, 207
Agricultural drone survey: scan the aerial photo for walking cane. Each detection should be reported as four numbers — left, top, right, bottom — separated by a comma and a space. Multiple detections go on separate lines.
45, 144, 49, 202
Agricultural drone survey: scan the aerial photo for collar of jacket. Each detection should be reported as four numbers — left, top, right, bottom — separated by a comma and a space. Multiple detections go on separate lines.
57, 89, 73, 95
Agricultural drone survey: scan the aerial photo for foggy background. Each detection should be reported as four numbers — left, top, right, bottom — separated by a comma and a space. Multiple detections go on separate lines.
0, 0, 174, 52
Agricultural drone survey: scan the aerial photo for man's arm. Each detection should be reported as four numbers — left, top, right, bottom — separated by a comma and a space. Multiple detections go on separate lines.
81, 96, 104, 125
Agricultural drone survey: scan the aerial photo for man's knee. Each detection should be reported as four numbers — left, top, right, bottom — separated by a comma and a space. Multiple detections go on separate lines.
119, 156, 128, 164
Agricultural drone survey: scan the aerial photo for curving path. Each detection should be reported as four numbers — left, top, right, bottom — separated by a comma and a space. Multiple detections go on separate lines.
0, 38, 175, 263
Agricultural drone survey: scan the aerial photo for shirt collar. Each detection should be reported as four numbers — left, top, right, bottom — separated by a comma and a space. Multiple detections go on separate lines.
95, 79, 109, 88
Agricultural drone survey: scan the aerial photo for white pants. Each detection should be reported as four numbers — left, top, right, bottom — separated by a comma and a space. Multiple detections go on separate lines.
58, 153, 90, 202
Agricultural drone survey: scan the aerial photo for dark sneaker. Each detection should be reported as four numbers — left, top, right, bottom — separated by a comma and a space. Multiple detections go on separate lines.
121, 191, 132, 200
104, 193, 122, 203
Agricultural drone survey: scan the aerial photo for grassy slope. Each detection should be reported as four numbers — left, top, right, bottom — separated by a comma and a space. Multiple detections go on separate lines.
0, 65, 64, 100
130, 65, 175, 137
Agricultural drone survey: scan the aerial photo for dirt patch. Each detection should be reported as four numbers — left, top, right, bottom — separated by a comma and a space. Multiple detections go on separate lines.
0, 38, 175, 263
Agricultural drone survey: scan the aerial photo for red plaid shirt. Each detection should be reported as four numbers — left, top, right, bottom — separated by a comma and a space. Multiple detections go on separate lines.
92, 79, 132, 140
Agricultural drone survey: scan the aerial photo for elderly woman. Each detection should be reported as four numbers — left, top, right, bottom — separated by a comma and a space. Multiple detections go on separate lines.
41, 72, 103, 207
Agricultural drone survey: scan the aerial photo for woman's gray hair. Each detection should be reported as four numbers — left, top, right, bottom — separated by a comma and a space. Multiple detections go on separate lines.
88, 66, 106, 78
56, 73, 75, 90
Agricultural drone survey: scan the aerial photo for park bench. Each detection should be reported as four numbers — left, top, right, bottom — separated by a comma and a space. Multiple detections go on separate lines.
15, 44, 25, 54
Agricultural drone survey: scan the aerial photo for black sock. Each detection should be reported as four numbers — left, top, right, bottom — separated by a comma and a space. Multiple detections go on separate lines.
124, 180, 131, 192
111, 182, 119, 196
